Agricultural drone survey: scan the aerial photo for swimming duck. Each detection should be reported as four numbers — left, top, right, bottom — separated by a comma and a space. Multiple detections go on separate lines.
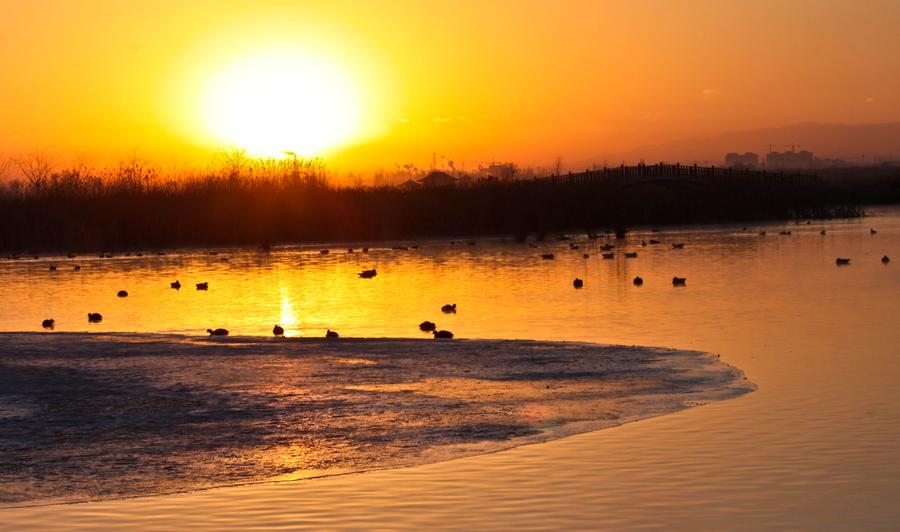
358, 268, 377, 278
171, 280, 181, 289
649, 239, 661, 245
541, 253, 555, 260
441, 303, 457, 313
625, 252, 638, 258
835, 258, 851, 265
672, 276, 687, 286
419, 320, 437, 331
573, 278, 584, 289
326, 329, 339, 338
672, 243, 685, 249
433, 330, 454, 339
882, 255, 890, 264
49, 264, 57, 271
820, 229, 826, 235
117, 290, 128, 298
583, 253, 590, 259
42, 318, 55, 329
273, 324, 284, 336
88, 313, 103, 322
196, 282, 208, 290
207, 328, 229, 336
602, 252, 614, 259
871, 228, 878, 235
600, 244, 615, 251
633, 276, 644, 286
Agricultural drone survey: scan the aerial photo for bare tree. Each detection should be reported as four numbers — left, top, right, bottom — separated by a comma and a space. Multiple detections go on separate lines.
14, 151, 56, 191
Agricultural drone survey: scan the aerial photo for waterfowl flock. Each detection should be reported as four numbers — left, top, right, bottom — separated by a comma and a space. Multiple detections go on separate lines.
22, 225, 891, 337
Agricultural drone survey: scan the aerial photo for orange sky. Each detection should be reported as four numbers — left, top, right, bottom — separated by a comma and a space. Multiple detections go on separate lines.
2, 0, 899, 174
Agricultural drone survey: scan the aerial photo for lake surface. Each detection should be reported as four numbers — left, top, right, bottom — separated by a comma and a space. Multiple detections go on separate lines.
1, 207, 899, 528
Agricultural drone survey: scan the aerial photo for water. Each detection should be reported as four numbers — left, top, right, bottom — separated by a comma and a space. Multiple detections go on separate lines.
1, 207, 899, 528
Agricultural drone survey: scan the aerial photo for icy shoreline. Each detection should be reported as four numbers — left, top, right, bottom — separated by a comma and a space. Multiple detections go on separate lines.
0, 333, 754, 506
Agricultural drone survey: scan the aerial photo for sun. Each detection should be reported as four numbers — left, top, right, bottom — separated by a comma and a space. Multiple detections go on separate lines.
202, 50, 362, 158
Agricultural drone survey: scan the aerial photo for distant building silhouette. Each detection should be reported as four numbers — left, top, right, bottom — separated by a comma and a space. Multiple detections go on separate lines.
767, 147, 814, 170
724, 152, 759, 169
419, 170, 456, 188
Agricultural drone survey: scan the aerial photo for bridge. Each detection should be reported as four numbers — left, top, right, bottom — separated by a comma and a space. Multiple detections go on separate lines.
535, 163, 818, 187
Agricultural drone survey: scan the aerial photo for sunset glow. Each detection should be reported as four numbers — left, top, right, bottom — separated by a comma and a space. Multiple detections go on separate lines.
201, 50, 362, 157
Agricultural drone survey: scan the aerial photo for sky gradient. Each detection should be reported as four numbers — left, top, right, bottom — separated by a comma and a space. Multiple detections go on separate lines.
2, 0, 899, 173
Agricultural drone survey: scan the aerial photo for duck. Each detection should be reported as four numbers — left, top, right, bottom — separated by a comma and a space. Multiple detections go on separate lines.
882, 255, 890, 264
207, 328, 229, 336
347, 247, 354, 253
67, 253, 76, 258
672, 243, 685, 249
600, 243, 615, 251
326, 329, 339, 338
573, 278, 584, 289
672, 276, 687, 286
433, 330, 454, 339
779, 230, 791, 236
870, 228, 878, 235
441, 303, 457, 313
49, 264, 57, 271
569, 243, 580, 250
583, 253, 590, 259
358, 268, 377, 278
196, 282, 209, 290
273, 324, 284, 336
602, 252, 614, 259
835, 257, 851, 265
820, 229, 826, 235
759, 231, 767, 236
42, 318, 55, 329
419, 320, 437, 332
633, 276, 644, 286
171, 280, 181, 289
640, 241, 647, 246
320, 249, 330, 254
88, 313, 103, 323
649, 239, 661, 245
625, 252, 638, 258
541, 253, 555, 260
117, 290, 128, 298
362, 247, 369, 253
73, 265, 81, 271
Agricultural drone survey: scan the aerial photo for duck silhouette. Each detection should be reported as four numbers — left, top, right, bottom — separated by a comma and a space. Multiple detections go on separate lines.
625, 252, 638, 258
433, 330, 454, 339
326, 329, 339, 338
882, 255, 890, 264
358, 268, 377, 278
273, 325, 284, 336
541, 253, 555, 260
602, 252, 614, 259
196, 282, 208, 290
207, 328, 229, 336
441, 303, 457, 313
117, 290, 128, 298
835, 258, 851, 265
171, 280, 181, 289
42, 318, 55, 329
871, 228, 878, 235
88, 313, 103, 323
672, 277, 687, 286
573, 278, 584, 289
633, 276, 644, 286
672, 243, 685, 249
419, 320, 437, 331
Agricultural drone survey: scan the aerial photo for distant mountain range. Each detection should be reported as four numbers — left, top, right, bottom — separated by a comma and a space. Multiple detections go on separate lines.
595, 122, 900, 166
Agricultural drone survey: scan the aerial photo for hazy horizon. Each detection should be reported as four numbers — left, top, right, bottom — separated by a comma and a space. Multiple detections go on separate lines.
3, 0, 900, 174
